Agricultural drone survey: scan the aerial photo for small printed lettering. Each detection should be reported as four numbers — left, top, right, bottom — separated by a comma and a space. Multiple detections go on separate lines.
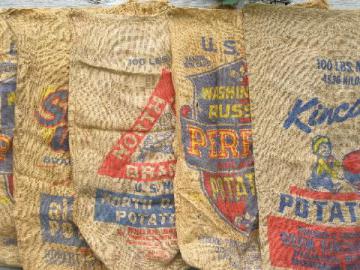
43, 249, 96, 268
43, 155, 71, 166
322, 73, 360, 86
117, 227, 178, 260
127, 56, 170, 66
201, 37, 239, 55
133, 180, 173, 194
95, 189, 175, 228
0, 62, 16, 73
316, 58, 360, 86
200, 237, 261, 269
184, 55, 211, 68
268, 216, 360, 269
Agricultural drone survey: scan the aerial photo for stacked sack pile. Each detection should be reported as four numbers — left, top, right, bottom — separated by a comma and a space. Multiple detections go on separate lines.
0, 0, 359, 269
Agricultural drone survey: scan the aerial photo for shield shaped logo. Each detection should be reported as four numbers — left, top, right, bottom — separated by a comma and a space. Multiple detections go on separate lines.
187, 59, 250, 125
180, 60, 258, 235
202, 171, 258, 235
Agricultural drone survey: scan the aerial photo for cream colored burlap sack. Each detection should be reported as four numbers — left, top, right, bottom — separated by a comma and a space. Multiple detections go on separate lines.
244, 4, 360, 269
0, 12, 20, 268
69, 6, 187, 270
170, 8, 261, 270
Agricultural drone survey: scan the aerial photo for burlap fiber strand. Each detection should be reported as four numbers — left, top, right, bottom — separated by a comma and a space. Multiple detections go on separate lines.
0, 10, 20, 268
244, 4, 360, 270
69, 3, 187, 270
5, 5, 142, 269
169, 8, 262, 270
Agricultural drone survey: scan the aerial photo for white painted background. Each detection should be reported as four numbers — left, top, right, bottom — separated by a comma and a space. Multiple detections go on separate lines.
0, 0, 359, 9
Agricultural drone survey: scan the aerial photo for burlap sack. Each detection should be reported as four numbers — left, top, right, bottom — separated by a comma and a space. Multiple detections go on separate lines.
7, 2, 176, 269
244, 5, 360, 269
68, 5, 187, 270
0, 12, 20, 267
169, 8, 261, 270
6, 7, 133, 269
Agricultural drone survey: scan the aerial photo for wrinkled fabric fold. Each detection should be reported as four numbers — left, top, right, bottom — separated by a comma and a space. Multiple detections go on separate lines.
68, 5, 187, 270
244, 4, 360, 269
0, 10, 20, 268
169, 8, 262, 270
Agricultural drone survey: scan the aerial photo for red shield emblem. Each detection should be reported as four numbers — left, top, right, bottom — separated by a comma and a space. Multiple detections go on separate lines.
202, 171, 257, 235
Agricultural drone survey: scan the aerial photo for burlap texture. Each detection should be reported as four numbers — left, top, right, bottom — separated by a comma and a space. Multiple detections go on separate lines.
0, 11, 20, 268
244, 4, 360, 269
169, 8, 261, 270
69, 5, 186, 270
7, 8, 106, 270
6, 7, 125, 270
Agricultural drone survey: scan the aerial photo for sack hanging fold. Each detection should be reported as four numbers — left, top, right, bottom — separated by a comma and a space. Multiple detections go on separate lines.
244, 4, 360, 269
169, 8, 262, 270
0, 11, 20, 268
68, 4, 187, 270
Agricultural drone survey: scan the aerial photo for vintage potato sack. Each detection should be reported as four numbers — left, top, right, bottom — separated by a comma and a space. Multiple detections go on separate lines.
169, 8, 261, 270
69, 7, 186, 270
7, 3, 172, 269
7, 9, 108, 270
0, 12, 20, 267
244, 5, 360, 269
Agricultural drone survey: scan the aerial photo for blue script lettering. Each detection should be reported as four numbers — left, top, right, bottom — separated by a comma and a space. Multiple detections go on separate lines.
284, 98, 360, 133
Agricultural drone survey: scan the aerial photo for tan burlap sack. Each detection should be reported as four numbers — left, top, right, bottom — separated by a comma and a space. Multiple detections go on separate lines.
7, 9, 106, 270
68, 5, 187, 270
6, 8, 117, 270
7, 2, 175, 269
244, 4, 360, 269
169, 8, 262, 270
0, 12, 20, 267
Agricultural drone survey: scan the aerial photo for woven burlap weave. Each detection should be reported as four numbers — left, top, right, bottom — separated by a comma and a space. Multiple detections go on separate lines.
5, 4, 158, 268
244, 4, 360, 269
7, 8, 107, 270
69, 4, 187, 270
169, 8, 262, 270
0, 11, 20, 268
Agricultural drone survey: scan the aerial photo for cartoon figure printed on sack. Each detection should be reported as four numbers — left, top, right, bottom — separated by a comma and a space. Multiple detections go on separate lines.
307, 135, 360, 193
